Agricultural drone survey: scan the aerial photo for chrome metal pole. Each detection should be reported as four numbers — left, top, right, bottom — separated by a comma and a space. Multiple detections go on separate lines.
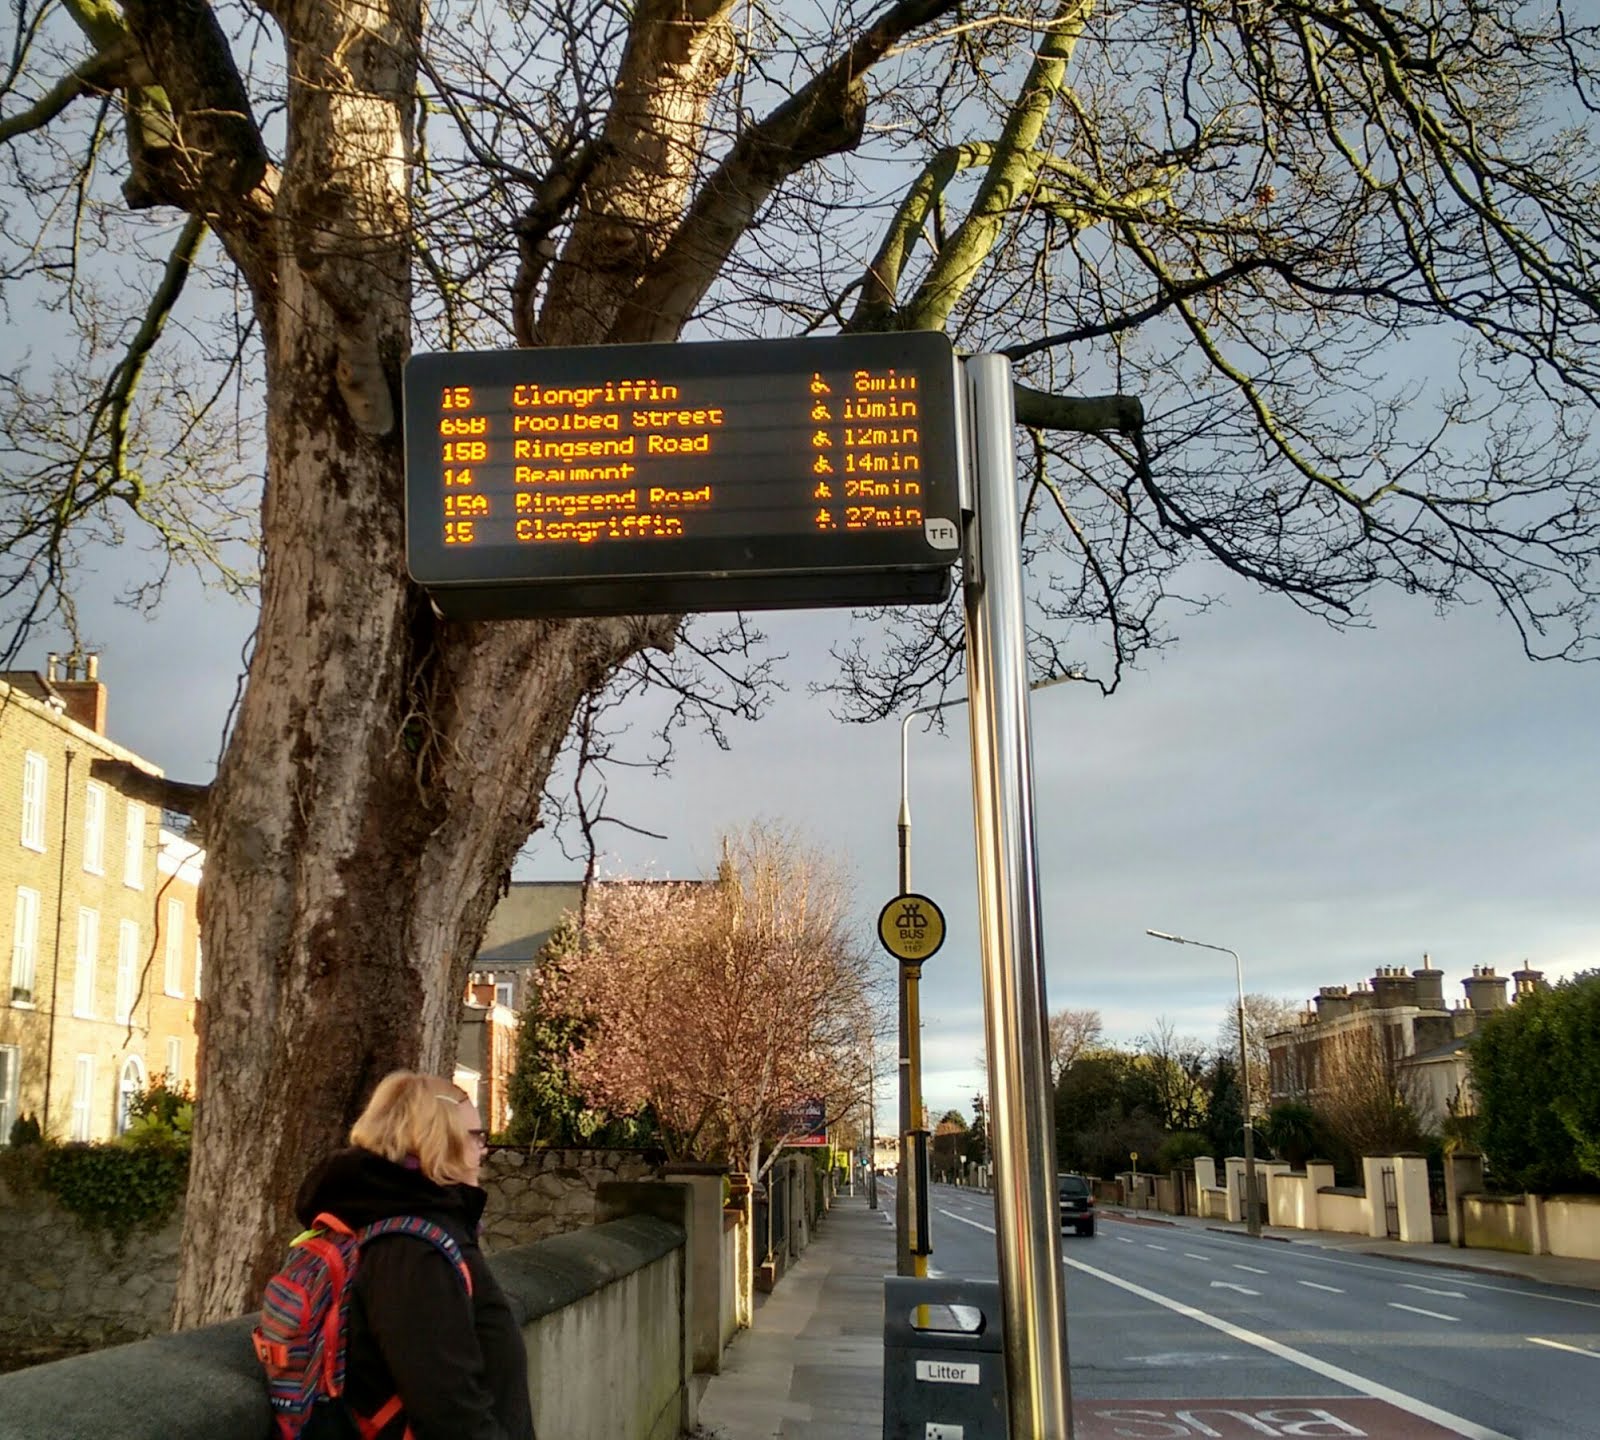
962, 354, 1072, 1438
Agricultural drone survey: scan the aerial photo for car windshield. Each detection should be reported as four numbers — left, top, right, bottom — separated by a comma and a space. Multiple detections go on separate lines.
1058, 1176, 1089, 1197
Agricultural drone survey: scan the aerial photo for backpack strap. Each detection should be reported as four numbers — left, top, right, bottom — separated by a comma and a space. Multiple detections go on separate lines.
350, 1219, 471, 1440
357, 1215, 474, 1296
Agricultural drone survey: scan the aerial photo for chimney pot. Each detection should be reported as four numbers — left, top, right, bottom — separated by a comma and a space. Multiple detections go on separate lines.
86, 652, 99, 681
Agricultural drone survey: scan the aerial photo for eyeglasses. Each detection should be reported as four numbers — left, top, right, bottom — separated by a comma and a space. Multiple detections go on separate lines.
466, 1129, 489, 1148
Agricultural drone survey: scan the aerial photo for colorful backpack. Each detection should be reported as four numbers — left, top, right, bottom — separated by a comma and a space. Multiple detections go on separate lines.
252, 1210, 474, 1440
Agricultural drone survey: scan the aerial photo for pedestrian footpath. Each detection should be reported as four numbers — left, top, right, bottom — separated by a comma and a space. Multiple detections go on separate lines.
695, 1194, 892, 1439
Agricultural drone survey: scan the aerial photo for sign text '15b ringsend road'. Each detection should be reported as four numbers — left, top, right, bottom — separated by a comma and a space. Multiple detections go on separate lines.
404, 332, 963, 619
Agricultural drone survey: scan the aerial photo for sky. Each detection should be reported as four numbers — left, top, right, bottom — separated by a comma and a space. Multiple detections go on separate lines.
55, 546, 1600, 1132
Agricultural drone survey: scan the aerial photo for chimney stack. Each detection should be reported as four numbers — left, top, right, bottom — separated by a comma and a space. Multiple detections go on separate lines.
53, 650, 107, 735
1511, 963, 1546, 1000
1461, 965, 1509, 1014
1412, 954, 1446, 1010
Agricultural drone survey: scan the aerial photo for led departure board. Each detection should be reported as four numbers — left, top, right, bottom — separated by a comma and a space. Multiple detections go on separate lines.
403, 333, 962, 618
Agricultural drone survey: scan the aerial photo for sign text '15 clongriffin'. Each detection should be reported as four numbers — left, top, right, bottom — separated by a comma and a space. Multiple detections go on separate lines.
403, 333, 962, 620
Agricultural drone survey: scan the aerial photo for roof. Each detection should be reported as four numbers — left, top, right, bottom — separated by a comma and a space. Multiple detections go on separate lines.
472, 877, 715, 970
475, 880, 586, 968
1404, 1035, 1472, 1066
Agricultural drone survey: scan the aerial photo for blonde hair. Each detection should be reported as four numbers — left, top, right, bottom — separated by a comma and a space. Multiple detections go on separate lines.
350, 1071, 476, 1186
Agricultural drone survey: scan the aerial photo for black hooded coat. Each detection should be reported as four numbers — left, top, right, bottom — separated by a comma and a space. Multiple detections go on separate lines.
294, 1147, 536, 1440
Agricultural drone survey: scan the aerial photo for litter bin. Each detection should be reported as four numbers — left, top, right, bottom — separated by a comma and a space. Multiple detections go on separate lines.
882, 1277, 1007, 1439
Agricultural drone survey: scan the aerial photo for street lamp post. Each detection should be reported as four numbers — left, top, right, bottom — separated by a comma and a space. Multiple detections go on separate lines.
1145, 928, 1261, 1238
895, 673, 1079, 1276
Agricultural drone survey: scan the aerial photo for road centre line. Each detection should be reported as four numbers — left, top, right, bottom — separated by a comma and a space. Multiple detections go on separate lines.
1389, 1303, 1460, 1322
1147, 1244, 1169, 1250
1184, 1253, 1210, 1261
1402, 1282, 1467, 1298
946, 1212, 1513, 1440
1234, 1263, 1269, 1274
1186, 1231, 1600, 1311
1298, 1281, 1345, 1293
1527, 1336, 1599, 1359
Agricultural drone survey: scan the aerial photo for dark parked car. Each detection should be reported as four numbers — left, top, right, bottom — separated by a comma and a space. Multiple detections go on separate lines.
1058, 1173, 1096, 1236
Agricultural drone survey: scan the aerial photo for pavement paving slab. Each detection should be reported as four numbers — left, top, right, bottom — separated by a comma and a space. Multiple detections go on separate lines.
696, 1194, 892, 1440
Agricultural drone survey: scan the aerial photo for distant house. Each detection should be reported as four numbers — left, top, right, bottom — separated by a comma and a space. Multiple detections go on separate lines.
0, 655, 204, 1143
456, 878, 707, 1134
1265, 956, 1547, 1131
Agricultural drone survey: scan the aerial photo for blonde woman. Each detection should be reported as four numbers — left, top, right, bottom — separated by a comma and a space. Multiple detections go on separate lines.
292, 1071, 535, 1440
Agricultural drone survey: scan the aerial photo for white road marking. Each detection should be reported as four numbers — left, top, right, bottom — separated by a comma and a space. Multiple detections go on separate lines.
1298, 1280, 1345, 1294
1210, 1281, 1260, 1296
1389, 1302, 1460, 1323
1192, 1231, 1600, 1311
1117, 1236, 1134, 1244
1233, 1263, 1268, 1274
1184, 1253, 1210, 1261
1402, 1282, 1467, 1298
1528, 1336, 1600, 1360
1064, 1251, 1514, 1440
1147, 1243, 1169, 1251
935, 1211, 1514, 1439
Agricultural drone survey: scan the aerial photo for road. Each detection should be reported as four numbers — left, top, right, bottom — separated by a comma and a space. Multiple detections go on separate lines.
880, 1180, 1600, 1439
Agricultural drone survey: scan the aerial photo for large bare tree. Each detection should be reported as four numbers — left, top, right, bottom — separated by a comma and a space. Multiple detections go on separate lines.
2, 0, 1598, 1326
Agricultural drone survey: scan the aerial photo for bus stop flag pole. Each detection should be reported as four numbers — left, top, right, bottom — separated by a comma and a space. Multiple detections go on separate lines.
962, 353, 1073, 1438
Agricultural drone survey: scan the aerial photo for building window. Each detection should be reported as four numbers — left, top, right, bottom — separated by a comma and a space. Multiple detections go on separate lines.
163, 899, 184, 996
116, 920, 139, 1025
73, 908, 99, 1018
117, 1055, 146, 1135
193, 939, 203, 1001
20, 752, 46, 852
165, 1037, 182, 1088
71, 1055, 95, 1141
83, 782, 106, 874
123, 802, 146, 888
495, 980, 514, 1009
0, 1045, 19, 1142
10, 887, 40, 1004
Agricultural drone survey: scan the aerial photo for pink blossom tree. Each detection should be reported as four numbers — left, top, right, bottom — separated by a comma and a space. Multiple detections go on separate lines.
560, 827, 880, 1186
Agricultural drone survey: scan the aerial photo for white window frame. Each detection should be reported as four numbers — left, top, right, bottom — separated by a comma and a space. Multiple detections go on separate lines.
83, 781, 106, 875
10, 887, 40, 1004
165, 1037, 182, 1089
495, 979, 515, 1008
20, 752, 46, 852
123, 802, 146, 889
0, 1044, 19, 1142
116, 920, 139, 1025
73, 907, 99, 1018
117, 1055, 146, 1135
163, 898, 184, 997
70, 1055, 94, 1141
193, 938, 203, 1001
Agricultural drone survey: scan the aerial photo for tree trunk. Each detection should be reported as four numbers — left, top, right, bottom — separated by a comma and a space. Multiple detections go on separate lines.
169, 4, 677, 1324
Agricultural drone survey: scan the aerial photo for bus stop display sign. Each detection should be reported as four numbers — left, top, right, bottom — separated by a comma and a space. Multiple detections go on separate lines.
404, 332, 962, 618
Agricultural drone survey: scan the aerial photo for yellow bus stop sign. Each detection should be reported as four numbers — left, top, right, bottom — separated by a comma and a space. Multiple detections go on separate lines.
877, 893, 947, 966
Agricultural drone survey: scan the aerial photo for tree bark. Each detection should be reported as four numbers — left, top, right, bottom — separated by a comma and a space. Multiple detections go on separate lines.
171, 1, 663, 1324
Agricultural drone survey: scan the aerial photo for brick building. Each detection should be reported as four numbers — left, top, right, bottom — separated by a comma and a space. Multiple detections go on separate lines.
0, 656, 203, 1143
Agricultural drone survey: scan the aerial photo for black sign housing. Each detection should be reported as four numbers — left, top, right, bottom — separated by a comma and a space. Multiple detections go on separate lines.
403, 332, 962, 618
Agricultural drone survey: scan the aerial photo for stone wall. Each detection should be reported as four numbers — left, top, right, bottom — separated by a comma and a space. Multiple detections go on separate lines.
0, 1145, 662, 1344
0, 1172, 182, 1344
477, 1145, 660, 1250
